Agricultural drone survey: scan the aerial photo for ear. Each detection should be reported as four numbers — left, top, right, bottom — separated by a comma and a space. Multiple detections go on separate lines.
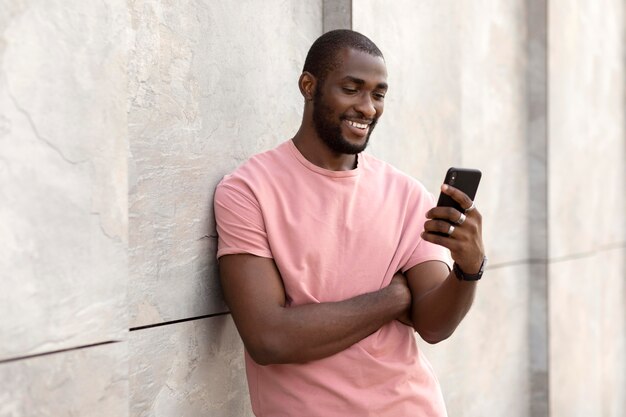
298, 72, 316, 101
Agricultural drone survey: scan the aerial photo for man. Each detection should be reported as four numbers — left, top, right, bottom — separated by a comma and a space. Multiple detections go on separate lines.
214, 30, 486, 416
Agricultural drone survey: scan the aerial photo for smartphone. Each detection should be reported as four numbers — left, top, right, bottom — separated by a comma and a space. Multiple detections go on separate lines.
436, 167, 482, 213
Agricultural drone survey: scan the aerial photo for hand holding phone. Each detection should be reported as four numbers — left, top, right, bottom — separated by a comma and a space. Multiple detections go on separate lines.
424, 167, 486, 278
430, 168, 481, 237
436, 167, 482, 212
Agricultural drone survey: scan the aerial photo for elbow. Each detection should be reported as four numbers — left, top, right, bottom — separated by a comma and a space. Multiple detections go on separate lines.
247, 351, 274, 366
421, 334, 450, 345
244, 334, 290, 366
417, 328, 453, 345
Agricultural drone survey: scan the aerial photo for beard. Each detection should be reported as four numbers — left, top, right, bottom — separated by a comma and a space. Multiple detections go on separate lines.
312, 89, 378, 155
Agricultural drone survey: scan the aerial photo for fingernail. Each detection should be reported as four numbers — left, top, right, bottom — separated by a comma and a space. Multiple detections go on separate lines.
441, 184, 449, 191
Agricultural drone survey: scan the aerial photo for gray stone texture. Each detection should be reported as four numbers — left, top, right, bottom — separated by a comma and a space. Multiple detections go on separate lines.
0, 342, 129, 417
129, 315, 252, 417
548, 0, 625, 258
548, 0, 626, 416
323, 0, 352, 32
127, 0, 323, 328
1, 0, 624, 416
419, 264, 532, 417
549, 249, 626, 417
526, 1, 549, 415
0, 0, 128, 361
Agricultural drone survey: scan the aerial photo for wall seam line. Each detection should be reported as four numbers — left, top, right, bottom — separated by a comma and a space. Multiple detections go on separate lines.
0, 340, 121, 365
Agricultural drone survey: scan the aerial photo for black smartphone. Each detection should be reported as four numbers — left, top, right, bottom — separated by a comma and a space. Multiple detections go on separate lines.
436, 167, 482, 212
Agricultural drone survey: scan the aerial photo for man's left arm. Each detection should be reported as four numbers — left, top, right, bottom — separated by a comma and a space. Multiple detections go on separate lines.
405, 184, 486, 344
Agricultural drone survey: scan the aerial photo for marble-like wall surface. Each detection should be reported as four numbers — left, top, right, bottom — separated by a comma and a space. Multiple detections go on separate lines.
549, 248, 626, 417
353, 0, 462, 192
128, 0, 323, 328
549, 1, 626, 415
0, 342, 128, 417
420, 265, 531, 417
549, 0, 625, 258
129, 315, 252, 417
0, 0, 128, 361
1, 1, 623, 416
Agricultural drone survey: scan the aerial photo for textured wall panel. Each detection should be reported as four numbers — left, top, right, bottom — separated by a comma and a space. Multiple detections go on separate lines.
549, 0, 625, 257
129, 315, 253, 417
420, 264, 531, 417
0, 0, 128, 361
353, 1, 462, 192
323, 0, 351, 31
548, 1, 625, 415
549, 249, 626, 417
0, 342, 128, 417
128, 0, 323, 327
458, 0, 530, 266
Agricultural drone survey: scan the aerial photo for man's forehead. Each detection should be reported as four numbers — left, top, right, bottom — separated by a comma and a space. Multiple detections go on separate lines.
329, 47, 388, 81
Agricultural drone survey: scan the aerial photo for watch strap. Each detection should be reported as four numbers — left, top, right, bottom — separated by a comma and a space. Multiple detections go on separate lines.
453, 256, 487, 281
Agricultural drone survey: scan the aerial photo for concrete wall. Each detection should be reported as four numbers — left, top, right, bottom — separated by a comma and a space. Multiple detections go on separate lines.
126, 1, 321, 415
1, 1, 624, 416
1, 1, 129, 415
548, 1, 626, 416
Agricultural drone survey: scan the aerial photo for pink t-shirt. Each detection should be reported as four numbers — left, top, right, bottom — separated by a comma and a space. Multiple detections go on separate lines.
215, 140, 451, 417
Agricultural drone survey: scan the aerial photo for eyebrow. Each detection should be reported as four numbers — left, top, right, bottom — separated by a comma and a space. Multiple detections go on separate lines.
343, 76, 388, 90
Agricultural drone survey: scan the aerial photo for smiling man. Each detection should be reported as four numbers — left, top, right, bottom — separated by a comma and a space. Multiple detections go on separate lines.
214, 30, 486, 417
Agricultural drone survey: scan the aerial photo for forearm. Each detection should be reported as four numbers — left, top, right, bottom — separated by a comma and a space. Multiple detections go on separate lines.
248, 284, 407, 365
411, 271, 477, 344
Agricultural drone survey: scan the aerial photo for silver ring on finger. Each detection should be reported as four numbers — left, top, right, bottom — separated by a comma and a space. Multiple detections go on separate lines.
447, 224, 455, 236
464, 201, 476, 213
455, 213, 466, 225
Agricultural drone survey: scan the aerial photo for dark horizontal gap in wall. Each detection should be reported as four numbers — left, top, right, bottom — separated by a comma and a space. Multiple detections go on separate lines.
129, 311, 231, 332
548, 242, 626, 264
487, 241, 626, 270
0, 340, 120, 365
488, 258, 549, 270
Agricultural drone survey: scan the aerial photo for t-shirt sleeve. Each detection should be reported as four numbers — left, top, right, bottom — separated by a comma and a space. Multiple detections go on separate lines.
401, 191, 453, 273
214, 180, 273, 259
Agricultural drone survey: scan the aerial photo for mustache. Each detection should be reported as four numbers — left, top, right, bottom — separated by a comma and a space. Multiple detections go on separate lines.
341, 115, 378, 125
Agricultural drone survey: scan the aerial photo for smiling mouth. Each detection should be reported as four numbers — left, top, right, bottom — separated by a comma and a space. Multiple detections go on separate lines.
346, 120, 370, 130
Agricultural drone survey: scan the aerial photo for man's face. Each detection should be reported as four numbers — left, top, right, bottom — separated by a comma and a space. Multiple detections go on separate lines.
312, 48, 388, 155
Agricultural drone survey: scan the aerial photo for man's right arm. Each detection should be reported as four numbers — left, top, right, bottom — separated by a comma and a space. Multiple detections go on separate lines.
219, 253, 411, 365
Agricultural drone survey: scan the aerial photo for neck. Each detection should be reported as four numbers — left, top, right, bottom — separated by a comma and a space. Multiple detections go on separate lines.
292, 122, 358, 172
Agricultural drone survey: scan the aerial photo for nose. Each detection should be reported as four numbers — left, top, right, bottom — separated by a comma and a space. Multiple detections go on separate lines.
354, 93, 377, 119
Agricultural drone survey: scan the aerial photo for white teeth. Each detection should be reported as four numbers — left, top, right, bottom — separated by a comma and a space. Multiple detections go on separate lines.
348, 120, 368, 129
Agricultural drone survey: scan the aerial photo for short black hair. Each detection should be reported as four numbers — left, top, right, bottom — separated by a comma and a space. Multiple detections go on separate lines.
303, 30, 384, 84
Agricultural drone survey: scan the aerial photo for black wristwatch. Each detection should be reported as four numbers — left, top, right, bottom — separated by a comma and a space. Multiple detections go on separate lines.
453, 256, 487, 281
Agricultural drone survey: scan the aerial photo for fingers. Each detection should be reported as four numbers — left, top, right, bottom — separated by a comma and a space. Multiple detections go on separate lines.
441, 184, 473, 211
422, 184, 483, 260
426, 206, 465, 223
421, 229, 459, 251
423, 219, 457, 236
422, 187, 485, 273
426, 184, 482, 224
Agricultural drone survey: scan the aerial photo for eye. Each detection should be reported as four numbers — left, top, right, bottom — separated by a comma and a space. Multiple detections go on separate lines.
342, 87, 358, 94
373, 92, 386, 100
